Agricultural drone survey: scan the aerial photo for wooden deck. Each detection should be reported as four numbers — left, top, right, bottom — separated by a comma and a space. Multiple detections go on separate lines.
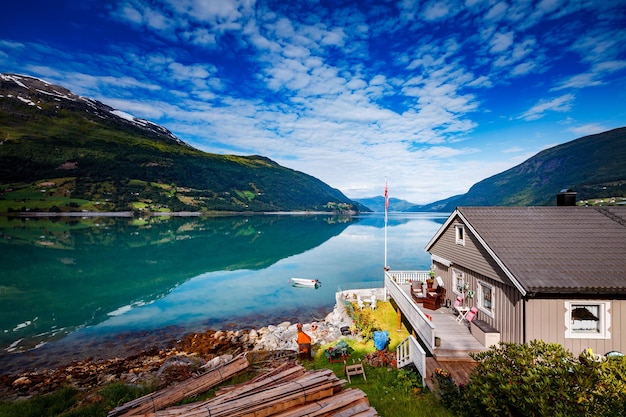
425, 357, 477, 390
397, 283, 486, 387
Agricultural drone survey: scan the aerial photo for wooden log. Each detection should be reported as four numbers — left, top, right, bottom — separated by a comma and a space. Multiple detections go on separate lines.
108, 354, 249, 417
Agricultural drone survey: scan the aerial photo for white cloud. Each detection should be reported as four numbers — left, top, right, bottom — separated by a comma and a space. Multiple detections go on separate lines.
484, 1, 508, 22
518, 94, 575, 121
568, 123, 610, 137
422, 1, 454, 21
489, 31, 514, 54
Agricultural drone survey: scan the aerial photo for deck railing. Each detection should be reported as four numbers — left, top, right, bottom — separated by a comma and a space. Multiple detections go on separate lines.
385, 270, 430, 285
396, 336, 426, 386
384, 271, 435, 352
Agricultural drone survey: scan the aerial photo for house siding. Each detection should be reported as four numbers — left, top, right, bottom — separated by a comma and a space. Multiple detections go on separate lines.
427, 207, 626, 355
525, 298, 626, 355
430, 215, 512, 286
431, 262, 524, 345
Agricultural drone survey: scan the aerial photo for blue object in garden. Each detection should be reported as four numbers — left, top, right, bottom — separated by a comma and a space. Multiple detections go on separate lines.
373, 330, 389, 351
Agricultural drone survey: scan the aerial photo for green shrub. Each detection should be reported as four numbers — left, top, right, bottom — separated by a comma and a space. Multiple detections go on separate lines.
0, 386, 79, 417
455, 341, 626, 417
349, 303, 380, 340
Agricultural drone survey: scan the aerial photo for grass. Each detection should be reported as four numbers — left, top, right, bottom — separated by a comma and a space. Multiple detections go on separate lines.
302, 300, 453, 417
0, 301, 452, 417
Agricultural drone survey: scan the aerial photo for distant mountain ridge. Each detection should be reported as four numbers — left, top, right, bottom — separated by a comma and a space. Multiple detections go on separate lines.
359, 127, 626, 212
0, 73, 368, 213
352, 196, 418, 212
417, 127, 626, 211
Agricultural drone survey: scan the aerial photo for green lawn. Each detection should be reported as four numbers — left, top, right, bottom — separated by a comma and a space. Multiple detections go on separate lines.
303, 300, 453, 417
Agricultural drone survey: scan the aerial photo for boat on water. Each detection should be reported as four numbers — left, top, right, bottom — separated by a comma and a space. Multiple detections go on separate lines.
290, 278, 321, 288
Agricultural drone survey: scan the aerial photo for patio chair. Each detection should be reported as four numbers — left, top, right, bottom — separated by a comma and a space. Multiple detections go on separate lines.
370, 295, 377, 310
357, 295, 364, 309
423, 287, 446, 310
463, 306, 478, 324
411, 280, 426, 298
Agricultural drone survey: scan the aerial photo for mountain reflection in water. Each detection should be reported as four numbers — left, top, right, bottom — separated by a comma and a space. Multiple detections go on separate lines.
0, 212, 447, 373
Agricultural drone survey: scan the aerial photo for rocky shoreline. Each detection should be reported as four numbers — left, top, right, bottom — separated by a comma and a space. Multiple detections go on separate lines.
0, 303, 354, 401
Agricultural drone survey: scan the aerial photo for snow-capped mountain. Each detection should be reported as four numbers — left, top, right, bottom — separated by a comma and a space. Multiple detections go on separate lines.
0, 73, 186, 146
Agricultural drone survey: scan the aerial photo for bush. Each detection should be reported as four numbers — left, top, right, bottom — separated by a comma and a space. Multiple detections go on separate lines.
454, 341, 626, 417
349, 303, 380, 341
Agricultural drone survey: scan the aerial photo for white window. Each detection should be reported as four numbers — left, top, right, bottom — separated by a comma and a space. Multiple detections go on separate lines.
565, 301, 611, 339
455, 224, 465, 245
477, 280, 494, 317
452, 269, 465, 297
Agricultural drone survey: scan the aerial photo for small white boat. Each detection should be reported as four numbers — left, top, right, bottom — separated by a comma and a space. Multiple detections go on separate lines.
290, 277, 321, 287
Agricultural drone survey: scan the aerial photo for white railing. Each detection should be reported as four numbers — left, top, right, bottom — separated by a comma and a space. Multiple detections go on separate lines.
396, 336, 427, 386
384, 271, 435, 352
386, 270, 430, 285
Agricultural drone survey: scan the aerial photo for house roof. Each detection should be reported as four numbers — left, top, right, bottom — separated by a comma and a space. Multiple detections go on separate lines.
433, 206, 626, 295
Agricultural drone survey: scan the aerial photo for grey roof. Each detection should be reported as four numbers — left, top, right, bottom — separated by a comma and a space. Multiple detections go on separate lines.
456, 206, 626, 295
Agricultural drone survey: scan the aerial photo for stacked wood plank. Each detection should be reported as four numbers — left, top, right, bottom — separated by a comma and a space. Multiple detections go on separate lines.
112, 357, 378, 417
108, 355, 250, 417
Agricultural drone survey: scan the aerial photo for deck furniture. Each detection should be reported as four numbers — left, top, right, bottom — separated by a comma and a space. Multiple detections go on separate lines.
453, 296, 470, 323
422, 286, 446, 310
463, 306, 478, 324
470, 319, 500, 347
411, 280, 427, 298
412, 285, 447, 310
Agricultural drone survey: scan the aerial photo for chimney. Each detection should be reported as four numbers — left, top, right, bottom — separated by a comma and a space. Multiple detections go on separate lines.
557, 189, 577, 206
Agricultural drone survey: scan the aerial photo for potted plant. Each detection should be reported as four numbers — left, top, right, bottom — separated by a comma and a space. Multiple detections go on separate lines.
427, 270, 435, 288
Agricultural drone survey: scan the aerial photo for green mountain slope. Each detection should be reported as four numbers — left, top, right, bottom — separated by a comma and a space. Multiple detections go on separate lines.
0, 74, 366, 213
413, 127, 626, 212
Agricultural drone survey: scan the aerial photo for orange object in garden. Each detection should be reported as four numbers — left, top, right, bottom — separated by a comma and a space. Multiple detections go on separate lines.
297, 323, 312, 344
296, 323, 312, 359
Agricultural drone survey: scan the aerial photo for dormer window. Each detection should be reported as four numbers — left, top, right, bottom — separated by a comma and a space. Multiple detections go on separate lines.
455, 224, 465, 245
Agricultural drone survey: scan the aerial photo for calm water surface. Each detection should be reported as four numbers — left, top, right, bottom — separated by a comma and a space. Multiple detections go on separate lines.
0, 212, 446, 372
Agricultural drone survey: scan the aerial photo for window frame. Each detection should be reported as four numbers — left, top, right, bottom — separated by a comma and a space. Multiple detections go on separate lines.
565, 301, 611, 339
455, 224, 465, 245
476, 280, 494, 318
452, 269, 465, 298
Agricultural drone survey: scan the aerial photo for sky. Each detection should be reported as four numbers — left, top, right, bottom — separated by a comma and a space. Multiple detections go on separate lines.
1, 0, 625, 204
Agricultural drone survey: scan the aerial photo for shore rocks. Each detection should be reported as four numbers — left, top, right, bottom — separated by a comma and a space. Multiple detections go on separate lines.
0, 302, 355, 400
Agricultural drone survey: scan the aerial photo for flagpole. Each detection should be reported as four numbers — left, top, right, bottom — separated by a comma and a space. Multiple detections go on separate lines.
384, 178, 388, 269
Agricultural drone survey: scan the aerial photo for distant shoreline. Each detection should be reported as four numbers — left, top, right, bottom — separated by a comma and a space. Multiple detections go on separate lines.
1, 210, 356, 218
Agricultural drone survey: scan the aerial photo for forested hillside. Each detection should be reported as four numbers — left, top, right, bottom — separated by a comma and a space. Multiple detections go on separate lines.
413, 127, 626, 212
0, 74, 365, 213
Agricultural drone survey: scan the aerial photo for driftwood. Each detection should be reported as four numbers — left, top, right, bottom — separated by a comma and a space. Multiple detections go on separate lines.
107, 354, 249, 417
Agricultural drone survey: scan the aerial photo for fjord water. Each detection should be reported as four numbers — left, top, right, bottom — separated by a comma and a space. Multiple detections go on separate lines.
0, 212, 446, 371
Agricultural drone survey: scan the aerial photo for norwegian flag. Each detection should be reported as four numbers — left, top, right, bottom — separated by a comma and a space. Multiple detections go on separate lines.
384, 181, 389, 213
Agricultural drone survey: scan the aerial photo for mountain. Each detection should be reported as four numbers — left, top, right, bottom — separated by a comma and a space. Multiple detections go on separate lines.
352, 196, 420, 212
0, 73, 368, 213
409, 127, 626, 212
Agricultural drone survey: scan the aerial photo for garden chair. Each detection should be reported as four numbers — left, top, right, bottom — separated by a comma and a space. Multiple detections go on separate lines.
463, 306, 478, 324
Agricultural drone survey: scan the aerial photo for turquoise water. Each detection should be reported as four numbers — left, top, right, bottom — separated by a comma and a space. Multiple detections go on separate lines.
0, 212, 447, 371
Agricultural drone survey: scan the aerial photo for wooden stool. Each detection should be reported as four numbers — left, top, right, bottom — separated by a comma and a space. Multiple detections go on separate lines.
345, 363, 366, 383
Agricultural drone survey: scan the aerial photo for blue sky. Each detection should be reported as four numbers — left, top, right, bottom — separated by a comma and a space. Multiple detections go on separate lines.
1, 0, 625, 204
